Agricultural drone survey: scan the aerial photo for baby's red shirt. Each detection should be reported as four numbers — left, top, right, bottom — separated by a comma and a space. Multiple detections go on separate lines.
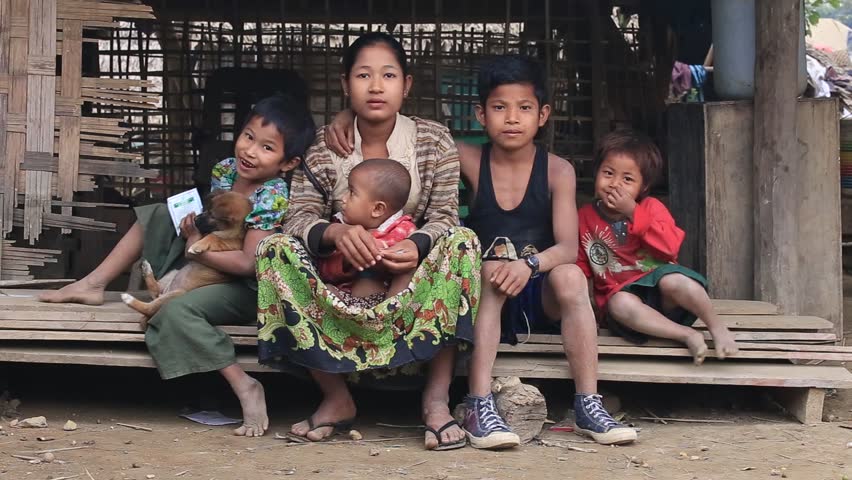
318, 212, 416, 286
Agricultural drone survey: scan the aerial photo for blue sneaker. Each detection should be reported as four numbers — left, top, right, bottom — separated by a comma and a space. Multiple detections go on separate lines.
574, 393, 637, 445
461, 393, 521, 450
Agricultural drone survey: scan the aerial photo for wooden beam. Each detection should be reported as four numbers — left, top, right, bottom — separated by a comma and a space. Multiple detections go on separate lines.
753, 0, 801, 313
489, 356, 852, 389
585, 0, 607, 144
774, 387, 825, 424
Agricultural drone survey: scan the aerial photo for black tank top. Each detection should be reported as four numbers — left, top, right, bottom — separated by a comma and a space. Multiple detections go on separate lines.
465, 143, 555, 260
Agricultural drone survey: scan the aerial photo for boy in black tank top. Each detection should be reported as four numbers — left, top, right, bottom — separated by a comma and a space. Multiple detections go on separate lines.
457, 56, 637, 449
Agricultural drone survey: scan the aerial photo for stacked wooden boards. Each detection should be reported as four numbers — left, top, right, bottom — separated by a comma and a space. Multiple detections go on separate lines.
0, 290, 849, 423
0, 0, 158, 279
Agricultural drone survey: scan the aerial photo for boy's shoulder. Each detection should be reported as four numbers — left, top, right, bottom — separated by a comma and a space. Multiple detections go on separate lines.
456, 142, 482, 161
546, 152, 574, 178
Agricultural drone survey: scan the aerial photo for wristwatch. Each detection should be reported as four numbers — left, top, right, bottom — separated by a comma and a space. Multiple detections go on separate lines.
524, 255, 541, 278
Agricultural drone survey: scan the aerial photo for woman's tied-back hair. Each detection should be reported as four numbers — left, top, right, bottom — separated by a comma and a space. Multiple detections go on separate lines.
241, 93, 317, 162
477, 54, 548, 107
342, 32, 409, 77
593, 129, 663, 196
350, 158, 412, 212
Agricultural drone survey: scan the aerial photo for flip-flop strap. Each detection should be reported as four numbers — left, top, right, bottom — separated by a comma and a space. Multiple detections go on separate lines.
436, 420, 460, 435
427, 419, 460, 438
307, 417, 353, 432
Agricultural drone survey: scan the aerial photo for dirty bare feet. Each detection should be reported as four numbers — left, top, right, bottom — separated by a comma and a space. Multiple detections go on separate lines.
232, 377, 269, 437
37, 278, 105, 305
684, 330, 709, 365
708, 325, 739, 360
291, 393, 356, 441
423, 399, 465, 450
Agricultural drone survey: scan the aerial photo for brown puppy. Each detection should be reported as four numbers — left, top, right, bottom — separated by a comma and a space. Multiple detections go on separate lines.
122, 190, 253, 326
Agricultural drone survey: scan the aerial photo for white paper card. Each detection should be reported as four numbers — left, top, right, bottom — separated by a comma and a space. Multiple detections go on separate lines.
166, 188, 203, 236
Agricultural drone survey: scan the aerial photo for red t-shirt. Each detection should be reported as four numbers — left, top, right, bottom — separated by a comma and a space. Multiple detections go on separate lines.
576, 197, 685, 314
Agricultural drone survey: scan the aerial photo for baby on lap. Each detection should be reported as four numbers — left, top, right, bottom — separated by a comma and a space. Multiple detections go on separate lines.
319, 158, 416, 305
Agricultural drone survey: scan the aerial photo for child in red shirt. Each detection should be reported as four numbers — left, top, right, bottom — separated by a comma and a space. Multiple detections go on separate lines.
318, 158, 416, 303
576, 130, 738, 364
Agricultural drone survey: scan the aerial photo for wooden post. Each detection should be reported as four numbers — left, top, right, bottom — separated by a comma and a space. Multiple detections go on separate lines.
586, 0, 607, 145
753, 0, 801, 314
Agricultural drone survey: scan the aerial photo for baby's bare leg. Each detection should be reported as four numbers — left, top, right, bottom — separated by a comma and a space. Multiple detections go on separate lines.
350, 277, 388, 298
387, 271, 414, 298
608, 290, 708, 365
658, 273, 739, 359
39, 222, 144, 305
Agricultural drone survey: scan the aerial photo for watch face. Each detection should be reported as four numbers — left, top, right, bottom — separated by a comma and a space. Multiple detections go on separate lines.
526, 255, 540, 276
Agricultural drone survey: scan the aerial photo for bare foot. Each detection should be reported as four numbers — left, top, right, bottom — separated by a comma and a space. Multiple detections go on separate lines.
232, 377, 269, 437
37, 278, 105, 305
423, 399, 465, 450
684, 331, 709, 365
708, 325, 739, 360
291, 393, 356, 441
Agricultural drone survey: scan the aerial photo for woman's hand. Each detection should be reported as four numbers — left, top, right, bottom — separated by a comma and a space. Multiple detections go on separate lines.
380, 239, 419, 274
490, 260, 532, 297
325, 109, 355, 157
330, 224, 382, 271
180, 213, 203, 251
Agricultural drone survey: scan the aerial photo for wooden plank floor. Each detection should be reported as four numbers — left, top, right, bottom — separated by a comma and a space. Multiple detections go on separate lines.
0, 289, 850, 390
1, 289, 846, 424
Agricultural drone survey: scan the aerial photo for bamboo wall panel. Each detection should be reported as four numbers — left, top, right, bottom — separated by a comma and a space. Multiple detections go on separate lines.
0, 0, 155, 279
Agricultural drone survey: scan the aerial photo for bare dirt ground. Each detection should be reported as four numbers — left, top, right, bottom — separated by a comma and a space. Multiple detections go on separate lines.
0, 378, 849, 480
2, 282, 852, 480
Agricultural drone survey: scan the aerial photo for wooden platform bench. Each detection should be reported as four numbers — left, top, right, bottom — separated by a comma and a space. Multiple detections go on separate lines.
0, 290, 850, 424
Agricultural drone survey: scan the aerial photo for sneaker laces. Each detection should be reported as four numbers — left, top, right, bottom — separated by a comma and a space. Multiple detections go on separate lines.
476, 396, 511, 432
582, 394, 621, 429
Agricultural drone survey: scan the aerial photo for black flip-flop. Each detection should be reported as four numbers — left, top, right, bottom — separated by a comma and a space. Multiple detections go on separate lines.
302, 416, 355, 441
424, 420, 467, 451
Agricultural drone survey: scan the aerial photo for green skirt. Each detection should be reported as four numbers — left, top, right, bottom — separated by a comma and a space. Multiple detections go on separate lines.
255, 227, 481, 376
135, 204, 257, 380
606, 263, 707, 344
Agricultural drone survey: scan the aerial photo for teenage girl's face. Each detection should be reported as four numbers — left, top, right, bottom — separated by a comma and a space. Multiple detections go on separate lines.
342, 43, 413, 124
594, 152, 645, 207
234, 115, 298, 183
475, 83, 550, 151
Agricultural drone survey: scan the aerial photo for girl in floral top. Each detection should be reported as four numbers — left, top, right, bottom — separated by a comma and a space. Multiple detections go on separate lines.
40, 94, 316, 438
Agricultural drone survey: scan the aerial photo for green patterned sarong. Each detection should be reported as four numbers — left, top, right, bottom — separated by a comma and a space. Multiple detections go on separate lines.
256, 227, 480, 374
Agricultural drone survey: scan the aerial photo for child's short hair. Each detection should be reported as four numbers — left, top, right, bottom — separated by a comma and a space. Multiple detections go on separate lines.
594, 129, 663, 194
242, 94, 316, 162
351, 158, 411, 211
477, 55, 548, 107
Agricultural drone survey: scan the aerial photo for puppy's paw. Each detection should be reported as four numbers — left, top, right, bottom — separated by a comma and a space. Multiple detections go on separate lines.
121, 292, 135, 305
187, 242, 206, 255
140, 259, 153, 276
